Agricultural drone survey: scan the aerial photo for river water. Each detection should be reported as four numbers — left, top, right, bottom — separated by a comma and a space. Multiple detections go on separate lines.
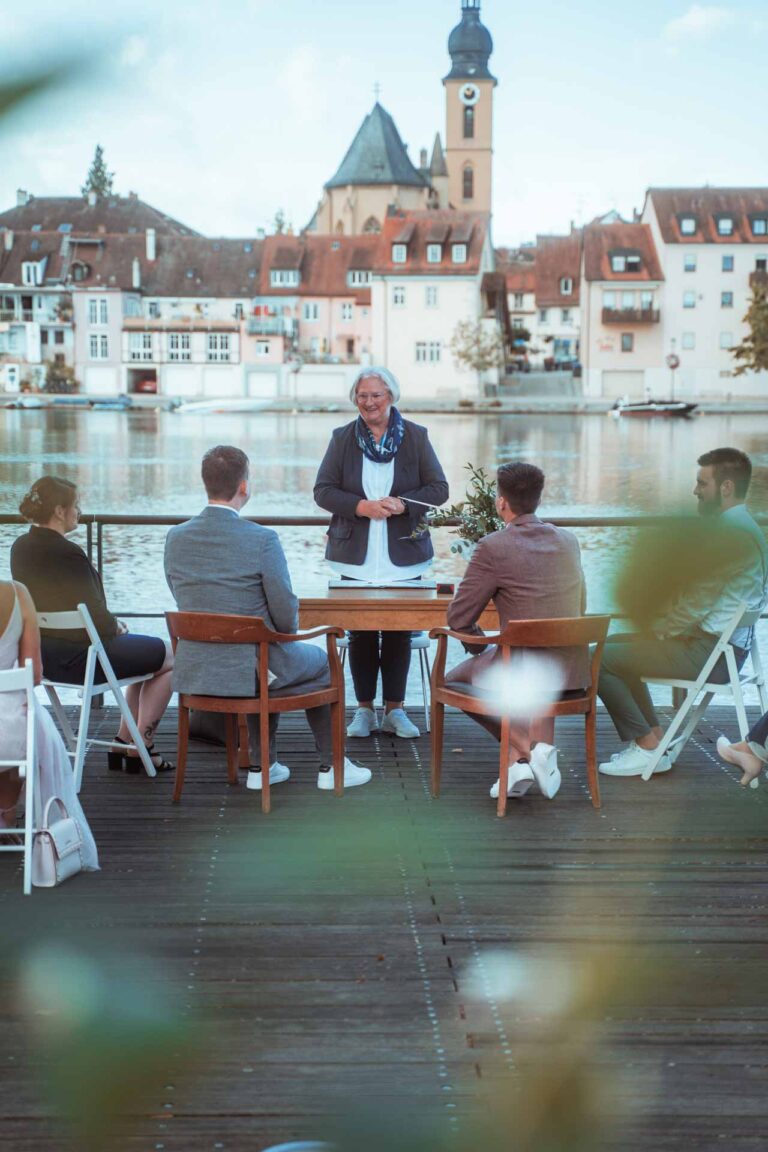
1, 408, 766, 625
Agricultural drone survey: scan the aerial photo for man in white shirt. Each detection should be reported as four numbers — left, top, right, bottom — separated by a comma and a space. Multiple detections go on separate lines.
599, 448, 767, 778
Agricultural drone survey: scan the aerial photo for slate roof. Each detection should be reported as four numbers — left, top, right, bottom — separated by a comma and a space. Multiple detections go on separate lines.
583, 222, 663, 282
534, 233, 582, 306
0, 194, 199, 237
430, 134, 449, 179
646, 187, 768, 244
325, 103, 428, 190
445, 1, 496, 81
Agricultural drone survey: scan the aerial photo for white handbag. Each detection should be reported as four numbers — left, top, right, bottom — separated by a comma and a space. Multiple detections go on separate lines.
32, 797, 84, 887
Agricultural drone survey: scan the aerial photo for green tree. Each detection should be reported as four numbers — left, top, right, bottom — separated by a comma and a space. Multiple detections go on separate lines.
43, 360, 79, 394
450, 319, 505, 374
731, 278, 768, 376
272, 208, 287, 234
81, 144, 114, 198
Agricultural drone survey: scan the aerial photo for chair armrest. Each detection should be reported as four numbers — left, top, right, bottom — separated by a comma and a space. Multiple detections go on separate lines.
268, 625, 345, 643
428, 625, 503, 645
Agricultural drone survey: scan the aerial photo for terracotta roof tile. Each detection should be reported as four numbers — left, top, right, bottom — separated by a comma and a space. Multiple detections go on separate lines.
647, 187, 768, 244
378, 210, 486, 275
583, 221, 663, 282
534, 233, 582, 305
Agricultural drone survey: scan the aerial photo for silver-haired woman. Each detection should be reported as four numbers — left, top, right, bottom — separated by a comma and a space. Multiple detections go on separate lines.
314, 367, 448, 738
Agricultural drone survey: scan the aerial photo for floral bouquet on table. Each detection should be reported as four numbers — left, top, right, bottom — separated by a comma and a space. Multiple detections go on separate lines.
414, 463, 503, 559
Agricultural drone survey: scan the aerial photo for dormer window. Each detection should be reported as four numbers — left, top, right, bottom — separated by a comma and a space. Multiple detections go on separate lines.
560, 276, 573, 295
426, 244, 442, 264
270, 269, 300, 288
347, 270, 372, 287
716, 216, 734, 236
392, 244, 408, 264
22, 260, 44, 286
610, 255, 626, 272
452, 244, 467, 264
680, 216, 697, 235
751, 217, 768, 236
626, 254, 641, 272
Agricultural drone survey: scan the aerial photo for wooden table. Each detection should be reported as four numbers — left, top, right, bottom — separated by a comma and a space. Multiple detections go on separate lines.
299, 587, 498, 632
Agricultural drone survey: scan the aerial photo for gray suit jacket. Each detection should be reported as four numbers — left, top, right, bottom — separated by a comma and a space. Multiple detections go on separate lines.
446, 513, 589, 690
164, 506, 324, 696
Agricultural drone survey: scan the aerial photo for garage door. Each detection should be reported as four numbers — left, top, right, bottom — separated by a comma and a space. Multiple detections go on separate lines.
601, 371, 646, 399
247, 371, 280, 398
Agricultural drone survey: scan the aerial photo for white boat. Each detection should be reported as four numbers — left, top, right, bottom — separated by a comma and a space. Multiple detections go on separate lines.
611, 397, 698, 419
172, 398, 272, 415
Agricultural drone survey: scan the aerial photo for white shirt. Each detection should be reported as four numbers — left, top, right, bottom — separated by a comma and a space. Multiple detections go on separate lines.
329, 450, 430, 584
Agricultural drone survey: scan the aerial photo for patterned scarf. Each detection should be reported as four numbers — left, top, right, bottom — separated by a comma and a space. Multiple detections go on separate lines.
355, 406, 405, 464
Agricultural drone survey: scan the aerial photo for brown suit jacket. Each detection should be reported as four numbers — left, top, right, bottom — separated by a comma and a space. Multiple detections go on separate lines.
446, 513, 589, 690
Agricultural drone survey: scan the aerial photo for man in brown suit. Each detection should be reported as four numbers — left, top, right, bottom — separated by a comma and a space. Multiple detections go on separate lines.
446, 462, 587, 800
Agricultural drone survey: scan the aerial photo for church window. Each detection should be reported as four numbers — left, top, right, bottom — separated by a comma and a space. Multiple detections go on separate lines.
463, 106, 475, 139
363, 216, 381, 234
462, 165, 474, 201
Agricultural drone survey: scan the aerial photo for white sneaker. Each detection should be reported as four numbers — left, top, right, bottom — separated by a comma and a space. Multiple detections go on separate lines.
530, 742, 562, 799
490, 760, 535, 799
346, 707, 378, 738
598, 741, 672, 777
380, 708, 420, 738
246, 762, 290, 790
317, 757, 372, 790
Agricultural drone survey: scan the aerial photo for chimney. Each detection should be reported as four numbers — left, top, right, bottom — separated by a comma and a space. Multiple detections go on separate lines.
16, 189, 30, 207
145, 228, 156, 261
87, 190, 97, 207
132, 258, 141, 289
3, 229, 13, 252
420, 147, 428, 168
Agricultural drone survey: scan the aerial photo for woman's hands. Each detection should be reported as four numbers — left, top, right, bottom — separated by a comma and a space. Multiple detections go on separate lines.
356, 497, 406, 520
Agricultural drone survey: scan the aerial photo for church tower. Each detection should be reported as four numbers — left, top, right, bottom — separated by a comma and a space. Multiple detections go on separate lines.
443, 0, 496, 215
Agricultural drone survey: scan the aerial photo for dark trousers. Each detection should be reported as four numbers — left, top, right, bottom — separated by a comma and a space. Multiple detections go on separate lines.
747, 710, 768, 762
246, 667, 334, 766
348, 630, 412, 704
598, 631, 743, 742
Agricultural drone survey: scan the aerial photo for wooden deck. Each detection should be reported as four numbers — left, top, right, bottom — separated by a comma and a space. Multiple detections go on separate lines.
2, 703, 767, 1152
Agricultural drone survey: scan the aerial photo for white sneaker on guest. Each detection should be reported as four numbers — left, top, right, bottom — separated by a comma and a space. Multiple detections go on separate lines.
490, 760, 535, 799
347, 707, 378, 738
246, 762, 290, 790
530, 742, 562, 799
317, 757, 372, 790
381, 708, 420, 738
598, 741, 671, 777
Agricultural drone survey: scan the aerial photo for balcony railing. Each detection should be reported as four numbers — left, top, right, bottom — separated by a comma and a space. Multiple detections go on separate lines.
602, 307, 660, 325
246, 318, 294, 336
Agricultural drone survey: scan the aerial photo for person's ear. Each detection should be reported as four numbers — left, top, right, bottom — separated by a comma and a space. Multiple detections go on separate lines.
721, 478, 735, 500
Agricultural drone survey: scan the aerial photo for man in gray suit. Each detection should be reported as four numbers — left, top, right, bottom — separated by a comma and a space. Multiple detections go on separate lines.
164, 445, 371, 791
446, 462, 587, 800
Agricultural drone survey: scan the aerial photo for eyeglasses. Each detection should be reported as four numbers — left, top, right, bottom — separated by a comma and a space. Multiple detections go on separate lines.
356, 392, 387, 403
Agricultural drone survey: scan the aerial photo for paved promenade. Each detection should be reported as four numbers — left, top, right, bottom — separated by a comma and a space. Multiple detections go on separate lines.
1, 704, 767, 1151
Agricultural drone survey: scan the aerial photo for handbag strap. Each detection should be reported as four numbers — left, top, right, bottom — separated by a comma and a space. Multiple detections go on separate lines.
41, 796, 70, 829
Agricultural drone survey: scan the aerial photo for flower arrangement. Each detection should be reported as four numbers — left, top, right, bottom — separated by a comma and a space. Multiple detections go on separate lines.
415, 463, 503, 551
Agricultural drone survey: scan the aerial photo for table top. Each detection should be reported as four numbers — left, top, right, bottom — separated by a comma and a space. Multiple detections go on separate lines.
299, 586, 498, 631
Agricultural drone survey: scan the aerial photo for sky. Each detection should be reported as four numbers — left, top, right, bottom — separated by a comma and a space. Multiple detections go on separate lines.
0, 0, 766, 246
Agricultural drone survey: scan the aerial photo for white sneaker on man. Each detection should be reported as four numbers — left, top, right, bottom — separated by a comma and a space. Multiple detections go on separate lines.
246, 762, 291, 790
598, 741, 672, 777
490, 760, 535, 799
346, 707, 378, 738
317, 757, 372, 790
530, 742, 562, 799
381, 708, 420, 738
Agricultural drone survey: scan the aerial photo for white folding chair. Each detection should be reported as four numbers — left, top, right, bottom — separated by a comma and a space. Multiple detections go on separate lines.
0, 660, 37, 895
640, 602, 768, 781
38, 603, 156, 791
336, 631, 433, 731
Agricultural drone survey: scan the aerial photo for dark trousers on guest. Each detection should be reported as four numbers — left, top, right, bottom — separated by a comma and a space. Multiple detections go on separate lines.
348, 630, 412, 704
747, 710, 768, 763
246, 665, 335, 766
598, 631, 745, 742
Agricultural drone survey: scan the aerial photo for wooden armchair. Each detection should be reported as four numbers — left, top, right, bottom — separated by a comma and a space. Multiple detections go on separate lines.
429, 616, 611, 815
165, 612, 345, 813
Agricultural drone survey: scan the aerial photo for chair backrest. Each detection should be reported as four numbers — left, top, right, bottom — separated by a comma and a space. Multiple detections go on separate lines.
495, 615, 612, 697
165, 611, 274, 648
37, 603, 103, 648
0, 659, 36, 769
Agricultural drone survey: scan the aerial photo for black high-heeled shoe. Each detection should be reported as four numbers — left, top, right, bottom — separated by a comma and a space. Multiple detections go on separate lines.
107, 739, 174, 774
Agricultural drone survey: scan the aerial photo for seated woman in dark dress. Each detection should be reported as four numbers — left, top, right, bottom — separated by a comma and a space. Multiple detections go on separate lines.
11, 476, 174, 773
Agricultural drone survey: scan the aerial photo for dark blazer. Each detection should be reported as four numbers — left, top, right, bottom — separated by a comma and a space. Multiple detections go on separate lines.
447, 514, 589, 690
10, 526, 118, 642
313, 419, 449, 567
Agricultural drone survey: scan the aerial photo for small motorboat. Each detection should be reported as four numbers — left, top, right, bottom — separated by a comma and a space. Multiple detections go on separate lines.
172, 398, 271, 415
611, 396, 697, 419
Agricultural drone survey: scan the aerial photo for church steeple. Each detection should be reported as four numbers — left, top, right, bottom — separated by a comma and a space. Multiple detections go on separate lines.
445, 0, 496, 82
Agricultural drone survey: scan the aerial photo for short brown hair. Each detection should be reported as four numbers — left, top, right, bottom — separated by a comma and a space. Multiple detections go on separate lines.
497, 462, 545, 514
19, 476, 78, 524
201, 446, 249, 500
697, 448, 752, 498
